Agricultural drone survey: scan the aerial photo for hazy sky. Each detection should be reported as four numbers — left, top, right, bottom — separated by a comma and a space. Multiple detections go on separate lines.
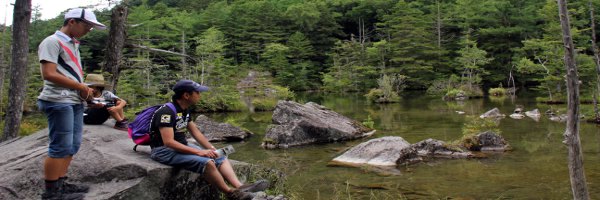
1, 0, 118, 25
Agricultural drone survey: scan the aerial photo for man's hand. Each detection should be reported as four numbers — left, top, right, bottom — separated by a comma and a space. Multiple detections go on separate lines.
79, 85, 94, 101
196, 149, 218, 158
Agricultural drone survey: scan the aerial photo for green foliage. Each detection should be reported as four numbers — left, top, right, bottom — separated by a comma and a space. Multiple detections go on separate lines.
365, 88, 384, 103
362, 115, 375, 129
460, 116, 501, 148
269, 85, 295, 100
0, 113, 47, 137
462, 116, 501, 136
488, 87, 507, 96
365, 74, 404, 103
427, 75, 461, 96
322, 40, 378, 92
252, 98, 278, 112
196, 85, 245, 112
456, 33, 492, 91
445, 89, 465, 99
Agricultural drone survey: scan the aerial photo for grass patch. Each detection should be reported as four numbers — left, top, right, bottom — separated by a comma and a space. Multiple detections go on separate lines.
0, 112, 48, 138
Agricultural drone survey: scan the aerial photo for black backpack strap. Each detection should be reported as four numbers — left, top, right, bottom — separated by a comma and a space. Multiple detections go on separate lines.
133, 144, 139, 152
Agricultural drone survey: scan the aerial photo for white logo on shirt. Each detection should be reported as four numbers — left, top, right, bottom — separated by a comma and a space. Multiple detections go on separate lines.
160, 115, 171, 123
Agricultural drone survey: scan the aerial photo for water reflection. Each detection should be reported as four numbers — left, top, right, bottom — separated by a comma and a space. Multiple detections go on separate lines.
205, 91, 600, 199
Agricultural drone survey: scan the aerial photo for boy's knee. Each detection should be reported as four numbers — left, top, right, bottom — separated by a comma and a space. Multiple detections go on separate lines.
203, 160, 217, 173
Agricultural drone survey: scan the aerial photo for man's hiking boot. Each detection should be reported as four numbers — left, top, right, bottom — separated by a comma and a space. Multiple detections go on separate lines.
59, 177, 90, 193
114, 120, 128, 131
226, 189, 255, 200
238, 179, 270, 193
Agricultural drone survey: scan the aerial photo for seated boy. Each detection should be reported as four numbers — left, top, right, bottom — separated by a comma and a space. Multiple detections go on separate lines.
83, 74, 128, 130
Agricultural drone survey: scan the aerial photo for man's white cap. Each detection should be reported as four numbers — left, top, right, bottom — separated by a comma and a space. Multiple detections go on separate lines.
64, 8, 106, 30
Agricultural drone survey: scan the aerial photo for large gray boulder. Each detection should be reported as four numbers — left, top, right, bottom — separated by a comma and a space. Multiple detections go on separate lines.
195, 115, 253, 142
0, 121, 284, 200
262, 101, 376, 149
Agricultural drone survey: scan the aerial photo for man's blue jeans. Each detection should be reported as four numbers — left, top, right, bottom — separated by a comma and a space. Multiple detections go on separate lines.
38, 100, 84, 158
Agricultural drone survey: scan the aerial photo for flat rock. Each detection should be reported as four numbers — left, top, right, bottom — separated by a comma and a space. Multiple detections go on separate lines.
0, 120, 284, 200
331, 136, 412, 166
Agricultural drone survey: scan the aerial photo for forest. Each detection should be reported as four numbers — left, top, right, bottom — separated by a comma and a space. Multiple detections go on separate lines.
0, 0, 600, 128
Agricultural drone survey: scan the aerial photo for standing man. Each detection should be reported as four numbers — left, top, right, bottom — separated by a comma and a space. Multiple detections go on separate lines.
150, 80, 268, 200
37, 8, 106, 200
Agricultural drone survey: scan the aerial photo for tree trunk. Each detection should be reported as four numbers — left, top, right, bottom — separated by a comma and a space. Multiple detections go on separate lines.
0, 17, 9, 122
557, 0, 590, 199
589, 0, 600, 121
181, 31, 187, 79
1, 0, 31, 141
103, 4, 128, 92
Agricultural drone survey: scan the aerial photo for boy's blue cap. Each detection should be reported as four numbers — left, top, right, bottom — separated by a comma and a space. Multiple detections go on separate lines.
173, 80, 209, 92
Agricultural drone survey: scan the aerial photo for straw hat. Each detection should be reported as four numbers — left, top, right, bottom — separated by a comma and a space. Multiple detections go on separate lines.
85, 74, 109, 88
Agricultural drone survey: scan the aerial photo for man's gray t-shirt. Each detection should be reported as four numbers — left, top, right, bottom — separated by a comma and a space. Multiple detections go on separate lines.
37, 31, 84, 104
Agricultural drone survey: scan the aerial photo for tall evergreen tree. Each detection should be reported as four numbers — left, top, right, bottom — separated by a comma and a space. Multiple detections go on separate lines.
379, 0, 437, 88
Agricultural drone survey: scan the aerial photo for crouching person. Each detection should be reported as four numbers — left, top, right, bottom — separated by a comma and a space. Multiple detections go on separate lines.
83, 74, 129, 130
149, 80, 268, 200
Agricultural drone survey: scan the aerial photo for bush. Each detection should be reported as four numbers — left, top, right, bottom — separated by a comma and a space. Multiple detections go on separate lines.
444, 89, 465, 100
365, 88, 383, 102
459, 116, 501, 149
197, 86, 245, 112
252, 98, 278, 111
488, 87, 506, 96
362, 115, 375, 129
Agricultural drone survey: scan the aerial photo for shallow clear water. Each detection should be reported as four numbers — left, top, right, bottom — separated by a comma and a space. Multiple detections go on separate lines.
206, 92, 600, 199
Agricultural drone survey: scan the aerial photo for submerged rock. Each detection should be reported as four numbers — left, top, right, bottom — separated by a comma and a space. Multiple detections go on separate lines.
331, 136, 412, 166
525, 109, 541, 122
195, 115, 253, 142
0, 121, 284, 200
262, 101, 375, 149
479, 108, 505, 119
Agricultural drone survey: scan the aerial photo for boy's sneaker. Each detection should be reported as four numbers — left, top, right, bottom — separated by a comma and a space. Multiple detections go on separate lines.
226, 189, 255, 200
60, 180, 90, 193
41, 190, 85, 200
114, 120, 128, 131
238, 179, 270, 193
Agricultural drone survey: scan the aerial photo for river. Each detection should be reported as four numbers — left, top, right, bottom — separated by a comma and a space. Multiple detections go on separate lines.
206, 91, 600, 199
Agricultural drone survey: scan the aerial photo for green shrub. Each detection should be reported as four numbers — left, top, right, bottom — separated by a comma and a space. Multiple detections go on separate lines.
445, 89, 464, 99
197, 87, 245, 112
269, 85, 295, 100
362, 115, 375, 129
365, 88, 384, 102
252, 98, 278, 111
488, 87, 506, 96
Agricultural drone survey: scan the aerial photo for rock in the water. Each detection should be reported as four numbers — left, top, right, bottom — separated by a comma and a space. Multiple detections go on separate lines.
0, 121, 284, 200
525, 109, 541, 122
509, 113, 525, 119
479, 108, 505, 119
411, 138, 473, 159
331, 136, 412, 166
469, 131, 510, 151
262, 101, 375, 149
195, 115, 253, 142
